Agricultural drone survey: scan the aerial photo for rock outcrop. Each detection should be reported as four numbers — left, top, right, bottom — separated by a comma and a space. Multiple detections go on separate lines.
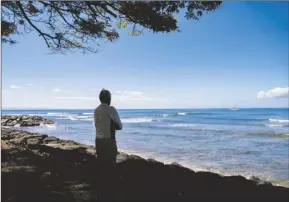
1, 115, 54, 127
1, 128, 289, 202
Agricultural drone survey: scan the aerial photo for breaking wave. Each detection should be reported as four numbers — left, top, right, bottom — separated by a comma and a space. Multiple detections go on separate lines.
122, 118, 153, 123
269, 119, 289, 124
82, 113, 93, 115
154, 112, 213, 117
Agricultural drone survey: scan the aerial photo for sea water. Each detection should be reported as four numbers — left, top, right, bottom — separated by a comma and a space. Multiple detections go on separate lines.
2, 108, 289, 187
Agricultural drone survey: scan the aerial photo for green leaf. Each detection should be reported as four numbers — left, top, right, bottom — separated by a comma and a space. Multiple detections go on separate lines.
120, 19, 128, 28
74, 41, 82, 47
48, 42, 53, 48
116, 22, 121, 29
128, 30, 141, 36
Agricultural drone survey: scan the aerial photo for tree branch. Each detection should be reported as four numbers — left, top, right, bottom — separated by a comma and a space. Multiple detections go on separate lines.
15, 1, 55, 47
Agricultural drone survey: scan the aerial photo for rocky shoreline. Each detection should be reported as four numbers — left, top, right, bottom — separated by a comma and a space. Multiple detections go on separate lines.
1, 115, 54, 127
1, 126, 289, 201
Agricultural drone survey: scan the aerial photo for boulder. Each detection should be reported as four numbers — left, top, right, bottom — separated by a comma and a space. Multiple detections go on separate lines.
20, 120, 39, 127
6, 120, 18, 126
1, 115, 55, 127
26, 138, 42, 146
43, 136, 60, 144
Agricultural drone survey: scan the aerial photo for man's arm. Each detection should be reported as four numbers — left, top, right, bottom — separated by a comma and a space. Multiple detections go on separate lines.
109, 106, 122, 130
93, 109, 97, 129
110, 120, 116, 139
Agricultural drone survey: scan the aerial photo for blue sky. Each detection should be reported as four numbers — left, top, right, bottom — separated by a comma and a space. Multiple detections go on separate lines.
2, 2, 288, 109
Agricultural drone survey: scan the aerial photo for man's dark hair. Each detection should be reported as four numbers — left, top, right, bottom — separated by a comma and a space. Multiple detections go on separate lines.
99, 89, 111, 104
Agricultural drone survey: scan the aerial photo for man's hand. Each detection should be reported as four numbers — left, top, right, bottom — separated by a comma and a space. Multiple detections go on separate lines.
109, 106, 122, 130
115, 123, 121, 130
110, 120, 116, 139
111, 119, 121, 130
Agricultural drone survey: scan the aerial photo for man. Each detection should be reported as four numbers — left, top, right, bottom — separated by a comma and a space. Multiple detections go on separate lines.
94, 89, 122, 165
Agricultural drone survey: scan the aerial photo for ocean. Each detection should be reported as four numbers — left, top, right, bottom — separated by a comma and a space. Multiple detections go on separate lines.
2, 108, 289, 187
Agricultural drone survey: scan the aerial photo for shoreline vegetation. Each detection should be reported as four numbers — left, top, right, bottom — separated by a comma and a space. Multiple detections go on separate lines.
1, 115, 289, 201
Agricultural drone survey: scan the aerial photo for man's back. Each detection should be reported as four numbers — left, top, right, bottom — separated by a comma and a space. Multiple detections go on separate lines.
94, 89, 122, 167
94, 103, 122, 139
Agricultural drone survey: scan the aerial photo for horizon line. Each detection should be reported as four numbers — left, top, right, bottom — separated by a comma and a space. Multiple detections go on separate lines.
2, 107, 289, 110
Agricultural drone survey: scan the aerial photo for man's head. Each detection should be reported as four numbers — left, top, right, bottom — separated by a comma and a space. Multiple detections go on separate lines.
99, 89, 111, 105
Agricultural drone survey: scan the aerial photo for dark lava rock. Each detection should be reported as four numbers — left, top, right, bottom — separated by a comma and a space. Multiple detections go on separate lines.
43, 136, 60, 144
26, 138, 42, 146
1, 115, 55, 127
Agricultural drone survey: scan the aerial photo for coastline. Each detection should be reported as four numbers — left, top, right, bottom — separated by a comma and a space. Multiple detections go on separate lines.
2, 114, 289, 189
117, 148, 289, 188
2, 127, 289, 202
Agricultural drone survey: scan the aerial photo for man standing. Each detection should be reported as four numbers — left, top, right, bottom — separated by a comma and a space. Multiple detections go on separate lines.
94, 89, 122, 165
93, 89, 122, 200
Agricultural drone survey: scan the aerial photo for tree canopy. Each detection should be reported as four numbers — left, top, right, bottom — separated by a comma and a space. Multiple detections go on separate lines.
1, 1, 222, 53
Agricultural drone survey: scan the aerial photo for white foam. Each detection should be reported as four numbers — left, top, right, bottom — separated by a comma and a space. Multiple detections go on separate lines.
68, 116, 77, 121
82, 113, 93, 115
28, 114, 40, 116
27, 113, 54, 117
277, 180, 289, 188
14, 124, 21, 127
47, 112, 62, 115
45, 112, 73, 117
154, 112, 194, 117
45, 124, 56, 128
74, 115, 93, 121
41, 113, 94, 121
266, 124, 283, 127
122, 118, 153, 123
269, 119, 289, 123
81, 118, 94, 121
158, 123, 201, 130
170, 123, 195, 127
75, 115, 91, 119
154, 113, 172, 117
39, 123, 56, 128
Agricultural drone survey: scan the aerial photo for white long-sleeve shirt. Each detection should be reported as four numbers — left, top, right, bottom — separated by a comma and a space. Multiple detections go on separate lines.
94, 104, 122, 139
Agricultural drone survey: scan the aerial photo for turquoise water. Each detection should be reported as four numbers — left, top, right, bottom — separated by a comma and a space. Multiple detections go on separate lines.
2, 108, 289, 186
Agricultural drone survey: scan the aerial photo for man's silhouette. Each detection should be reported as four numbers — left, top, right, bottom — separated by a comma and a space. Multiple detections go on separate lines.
94, 89, 122, 165
93, 89, 122, 200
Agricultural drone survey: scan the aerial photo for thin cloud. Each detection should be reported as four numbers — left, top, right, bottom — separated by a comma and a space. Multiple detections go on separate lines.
257, 87, 289, 99
10, 85, 20, 89
124, 91, 144, 96
53, 88, 60, 92
115, 90, 151, 101
27, 84, 33, 86
56, 96, 96, 100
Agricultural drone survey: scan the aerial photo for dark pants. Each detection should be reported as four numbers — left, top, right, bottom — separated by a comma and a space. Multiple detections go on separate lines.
95, 138, 118, 200
95, 138, 117, 165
